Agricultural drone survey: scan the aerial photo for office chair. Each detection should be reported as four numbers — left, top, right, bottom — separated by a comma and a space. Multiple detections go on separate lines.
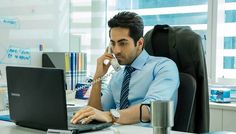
144, 24, 209, 133
172, 73, 196, 132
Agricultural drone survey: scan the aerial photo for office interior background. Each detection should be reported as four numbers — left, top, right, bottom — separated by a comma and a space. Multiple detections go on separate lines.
70, 0, 236, 85
0, 0, 236, 132
0, 0, 235, 85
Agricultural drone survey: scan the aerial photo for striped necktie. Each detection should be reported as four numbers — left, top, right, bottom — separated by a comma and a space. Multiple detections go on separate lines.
120, 66, 136, 109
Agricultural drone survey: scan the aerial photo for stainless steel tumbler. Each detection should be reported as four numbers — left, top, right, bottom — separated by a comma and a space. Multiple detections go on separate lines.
140, 100, 174, 134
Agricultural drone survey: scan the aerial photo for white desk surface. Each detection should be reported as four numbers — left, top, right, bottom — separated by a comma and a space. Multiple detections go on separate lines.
210, 102, 236, 111
0, 120, 186, 134
0, 99, 186, 134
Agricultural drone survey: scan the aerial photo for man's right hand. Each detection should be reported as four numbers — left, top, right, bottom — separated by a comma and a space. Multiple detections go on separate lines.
94, 50, 113, 79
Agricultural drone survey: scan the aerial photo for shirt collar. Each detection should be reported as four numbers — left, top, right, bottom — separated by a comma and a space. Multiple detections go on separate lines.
129, 49, 149, 70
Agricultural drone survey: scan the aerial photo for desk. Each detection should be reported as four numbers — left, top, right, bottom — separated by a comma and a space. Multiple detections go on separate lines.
0, 120, 185, 134
0, 121, 45, 134
210, 102, 236, 132
0, 98, 186, 134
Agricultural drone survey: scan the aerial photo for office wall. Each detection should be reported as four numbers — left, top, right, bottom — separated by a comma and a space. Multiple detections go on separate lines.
0, 0, 70, 85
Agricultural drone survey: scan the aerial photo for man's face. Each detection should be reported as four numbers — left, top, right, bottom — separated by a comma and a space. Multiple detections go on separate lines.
110, 27, 143, 65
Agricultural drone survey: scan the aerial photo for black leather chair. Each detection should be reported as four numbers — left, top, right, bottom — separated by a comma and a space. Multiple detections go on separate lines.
144, 24, 209, 133
172, 73, 196, 132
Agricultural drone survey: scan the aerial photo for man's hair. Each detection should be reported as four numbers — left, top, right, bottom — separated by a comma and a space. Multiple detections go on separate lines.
108, 11, 144, 45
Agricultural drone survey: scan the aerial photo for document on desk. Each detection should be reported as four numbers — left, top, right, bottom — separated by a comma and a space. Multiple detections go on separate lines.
67, 99, 87, 107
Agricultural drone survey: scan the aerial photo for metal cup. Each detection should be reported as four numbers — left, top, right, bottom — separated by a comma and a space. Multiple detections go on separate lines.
140, 100, 174, 134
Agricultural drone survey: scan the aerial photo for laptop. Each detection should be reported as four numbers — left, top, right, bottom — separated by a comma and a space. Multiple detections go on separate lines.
6, 66, 112, 133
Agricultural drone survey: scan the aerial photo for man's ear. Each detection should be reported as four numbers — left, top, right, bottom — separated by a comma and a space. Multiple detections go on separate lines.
137, 37, 144, 48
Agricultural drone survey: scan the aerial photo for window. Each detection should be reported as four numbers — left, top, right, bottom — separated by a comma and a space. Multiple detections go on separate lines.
223, 0, 236, 74
106, 0, 236, 85
70, 0, 107, 75
210, 0, 236, 84
71, 0, 236, 85
107, 0, 207, 36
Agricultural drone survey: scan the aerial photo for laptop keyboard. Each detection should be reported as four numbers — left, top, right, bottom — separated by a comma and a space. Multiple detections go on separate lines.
68, 116, 112, 132
68, 120, 107, 129
67, 108, 112, 132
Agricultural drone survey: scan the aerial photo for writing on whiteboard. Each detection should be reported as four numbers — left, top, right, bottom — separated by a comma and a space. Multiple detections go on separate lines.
0, 17, 19, 29
0, 46, 31, 65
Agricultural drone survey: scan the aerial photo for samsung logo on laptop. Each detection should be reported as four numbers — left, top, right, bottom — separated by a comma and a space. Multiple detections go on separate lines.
11, 93, 21, 97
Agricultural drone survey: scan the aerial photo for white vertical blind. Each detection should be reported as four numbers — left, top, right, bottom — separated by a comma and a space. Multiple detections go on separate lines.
70, 0, 107, 75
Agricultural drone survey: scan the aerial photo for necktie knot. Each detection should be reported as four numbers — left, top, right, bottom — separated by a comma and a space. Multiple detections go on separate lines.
125, 66, 136, 74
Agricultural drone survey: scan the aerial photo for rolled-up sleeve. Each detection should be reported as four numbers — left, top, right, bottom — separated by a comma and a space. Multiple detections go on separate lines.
101, 82, 116, 111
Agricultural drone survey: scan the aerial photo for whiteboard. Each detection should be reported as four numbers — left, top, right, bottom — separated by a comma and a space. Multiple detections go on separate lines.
0, 0, 70, 85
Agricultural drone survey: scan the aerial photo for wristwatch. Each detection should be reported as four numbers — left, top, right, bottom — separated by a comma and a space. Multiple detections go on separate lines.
110, 109, 120, 122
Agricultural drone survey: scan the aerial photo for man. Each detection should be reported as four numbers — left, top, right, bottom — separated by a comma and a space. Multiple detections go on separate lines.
71, 11, 179, 125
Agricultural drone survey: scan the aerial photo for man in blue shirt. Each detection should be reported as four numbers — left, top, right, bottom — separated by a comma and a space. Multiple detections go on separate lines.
71, 11, 179, 125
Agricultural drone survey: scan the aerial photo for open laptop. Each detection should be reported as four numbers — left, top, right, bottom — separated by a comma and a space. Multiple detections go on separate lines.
6, 66, 112, 133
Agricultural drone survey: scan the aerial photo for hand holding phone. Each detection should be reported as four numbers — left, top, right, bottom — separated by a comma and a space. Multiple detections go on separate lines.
103, 46, 121, 71
110, 55, 121, 71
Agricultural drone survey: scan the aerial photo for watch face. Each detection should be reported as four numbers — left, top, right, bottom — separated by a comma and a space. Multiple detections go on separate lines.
111, 109, 120, 118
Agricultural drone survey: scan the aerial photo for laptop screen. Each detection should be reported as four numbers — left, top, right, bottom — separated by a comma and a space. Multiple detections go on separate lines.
6, 66, 68, 131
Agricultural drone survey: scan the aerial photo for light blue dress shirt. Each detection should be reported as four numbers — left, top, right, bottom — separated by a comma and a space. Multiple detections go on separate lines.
101, 50, 179, 111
